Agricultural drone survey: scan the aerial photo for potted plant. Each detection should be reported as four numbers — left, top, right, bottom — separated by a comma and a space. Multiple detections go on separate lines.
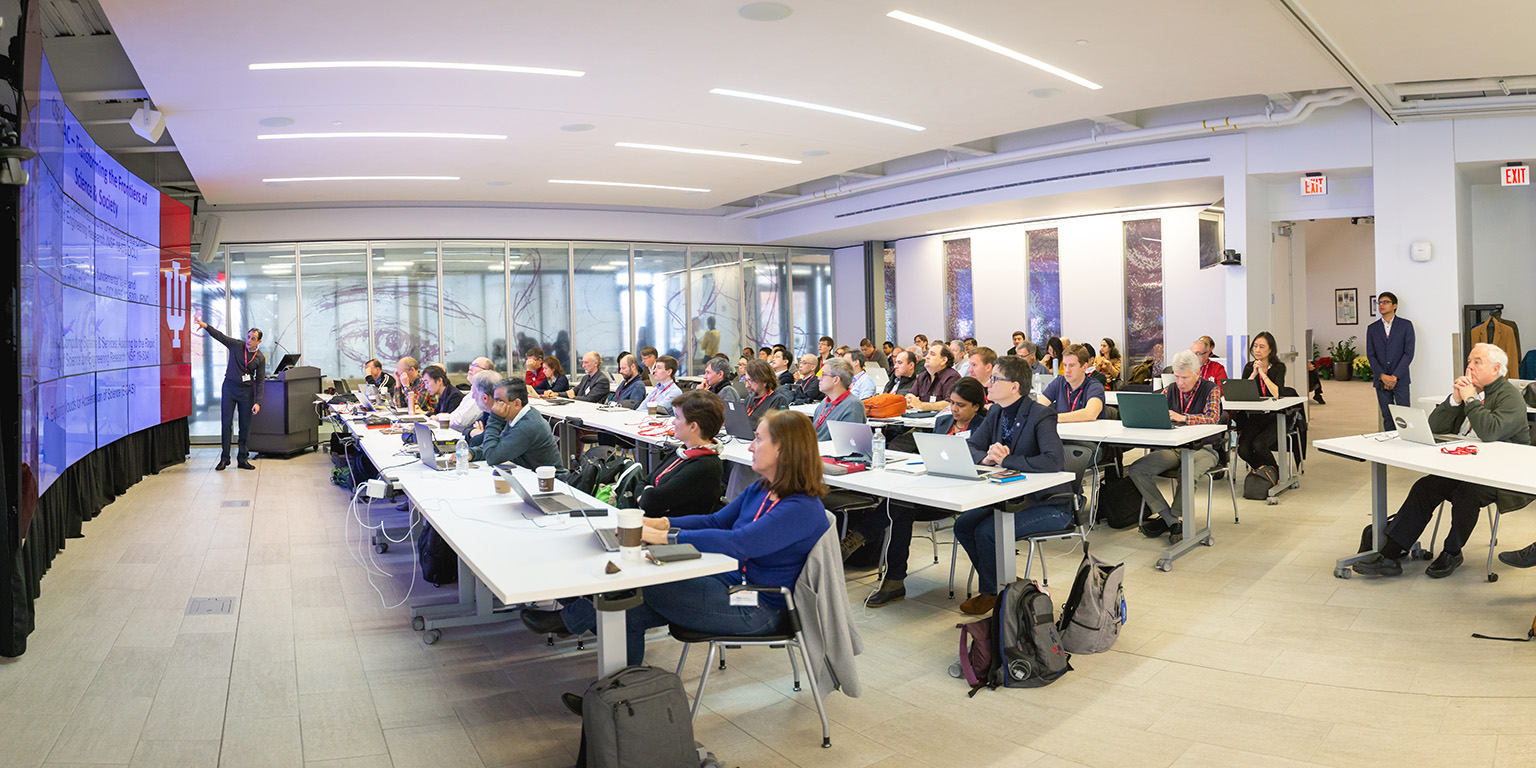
1353, 355, 1372, 381
1328, 337, 1359, 381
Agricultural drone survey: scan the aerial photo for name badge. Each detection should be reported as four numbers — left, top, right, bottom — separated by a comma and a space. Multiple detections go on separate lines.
928, 395, 936, 402
242, 374, 252, 383
729, 589, 759, 607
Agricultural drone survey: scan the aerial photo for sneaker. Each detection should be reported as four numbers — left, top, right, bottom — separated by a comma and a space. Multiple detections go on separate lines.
867, 579, 906, 608
959, 594, 997, 616
1168, 522, 1184, 545
1351, 552, 1403, 577
839, 531, 866, 562
1313, 394, 1326, 405
1139, 517, 1170, 538
1426, 550, 1464, 579
1498, 541, 1536, 568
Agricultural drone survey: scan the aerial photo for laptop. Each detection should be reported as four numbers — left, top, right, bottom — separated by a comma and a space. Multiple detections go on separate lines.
273, 353, 301, 374
1221, 378, 1269, 401
1388, 404, 1462, 445
571, 504, 622, 552
913, 433, 999, 480
414, 423, 455, 470
333, 379, 352, 394
498, 465, 608, 515
826, 420, 873, 459
722, 400, 755, 440
1118, 391, 1175, 429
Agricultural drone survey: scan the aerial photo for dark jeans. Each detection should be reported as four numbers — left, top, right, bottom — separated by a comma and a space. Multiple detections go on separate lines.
1385, 474, 1498, 557
220, 380, 255, 463
1376, 382, 1411, 432
953, 502, 1073, 594
851, 502, 951, 580
1236, 412, 1278, 470
560, 571, 784, 665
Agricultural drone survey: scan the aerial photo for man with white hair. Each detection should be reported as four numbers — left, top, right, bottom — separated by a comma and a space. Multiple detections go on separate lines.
1127, 349, 1224, 543
1356, 343, 1531, 578
571, 351, 611, 402
455, 369, 502, 444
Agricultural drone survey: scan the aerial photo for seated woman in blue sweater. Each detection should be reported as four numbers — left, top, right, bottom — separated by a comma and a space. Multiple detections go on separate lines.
522, 410, 830, 665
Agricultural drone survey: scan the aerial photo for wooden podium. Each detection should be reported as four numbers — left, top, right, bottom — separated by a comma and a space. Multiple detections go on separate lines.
250, 366, 322, 457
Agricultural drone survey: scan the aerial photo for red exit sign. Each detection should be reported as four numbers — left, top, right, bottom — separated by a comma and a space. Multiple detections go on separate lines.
1301, 174, 1327, 196
1503, 165, 1529, 186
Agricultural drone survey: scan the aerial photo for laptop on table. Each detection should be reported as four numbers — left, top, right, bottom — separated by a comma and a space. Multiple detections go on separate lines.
1388, 404, 1462, 445
414, 423, 456, 470
826, 420, 873, 459
722, 400, 755, 440
498, 465, 608, 515
1117, 391, 1175, 429
913, 433, 1001, 481
1221, 378, 1269, 401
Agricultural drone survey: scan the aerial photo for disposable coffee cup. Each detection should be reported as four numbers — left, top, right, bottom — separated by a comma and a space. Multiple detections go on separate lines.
648, 405, 660, 416
536, 466, 556, 493
617, 509, 645, 561
434, 413, 451, 427
493, 471, 510, 494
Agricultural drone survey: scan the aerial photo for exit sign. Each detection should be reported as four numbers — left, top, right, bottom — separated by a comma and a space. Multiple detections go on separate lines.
1503, 165, 1529, 186
1301, 174, 1327, 196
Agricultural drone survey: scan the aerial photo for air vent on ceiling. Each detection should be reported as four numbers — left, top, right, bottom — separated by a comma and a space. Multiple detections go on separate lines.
1394, 76, 1536, 102
833, 157, 1212, 219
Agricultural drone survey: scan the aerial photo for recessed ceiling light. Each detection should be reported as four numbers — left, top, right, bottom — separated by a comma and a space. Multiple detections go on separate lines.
709, 88, 924, 131
550, 179, 710, 193
250, 60, 584, 77
1029, 88, 1060, 99
260, 175, 460, 182
259, 131, 506, 141
886, 10, 1102, 90
802, 149, 830, 157
1076, 39, 1089, 46
614, 142, 800, 165
738, 2, 793, 22
561, 123, 596, 132
332, 120, 343, 126
258, 116, 294, 127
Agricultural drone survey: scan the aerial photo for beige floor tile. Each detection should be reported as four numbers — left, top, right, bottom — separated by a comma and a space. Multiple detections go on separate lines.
128, 740, 221, 768
1141, 663, 1305, 714
1496, 734, 1536, 768
1261, 649, 1415, 692
1133, 631, 1285, 675
1146, 699, 1334, 759
83, 646, 172, 699
0, 711, 67, 768
1005, 713, 1193, 768
1309, 724, 1496, 768
1441, 696, 1536, 735
220, 715, 304, 768
382, 722, 485, 766
1169, 743, 1330, 768
367, 669, 459, 730
162, 631, 236, 679
295, 636, 369, 694
227, 660, 300, 718
46, 694, 153, 764
114, 607, 186, 647
731, 698, 894, 767
303, 756, 396, 768
1283, 683, 1448, 732
0, 659, 98, 716
299, 690, 389, 762
141, 676, 229, 741
860, 711, 1044, 767
463, 719, 573, 768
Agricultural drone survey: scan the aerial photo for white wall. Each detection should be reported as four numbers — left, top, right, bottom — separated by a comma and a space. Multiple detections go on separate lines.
1470, 183, 1536, 365
1303, 217, 1376, 355
832, 245, 867, 346
893, 236, 943, 345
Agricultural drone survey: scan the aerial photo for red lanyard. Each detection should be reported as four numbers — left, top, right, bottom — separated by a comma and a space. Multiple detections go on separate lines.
741, 493, 781, 580
815, 391, 850, 429
244, 346, 258, 371
1065, 381, 1087, 412
655, 448, 713, 482
948, 419, 966, 435
1177, 386, 1196, 415
651, 381, 674, 401
749, 393, 772, 416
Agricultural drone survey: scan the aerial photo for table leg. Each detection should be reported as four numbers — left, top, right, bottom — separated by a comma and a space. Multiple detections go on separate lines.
993, 507, 1016, 591
1334, 460, 1388, 578
1156, 446, 1214, 571
596, 608, 627, 676
1266, 410, 1302, 504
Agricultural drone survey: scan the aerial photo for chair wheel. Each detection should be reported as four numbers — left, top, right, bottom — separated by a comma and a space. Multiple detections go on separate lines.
1156, 559, 1172, 572
376, 543, 388, 554
412, 616, 425, 631
1489, 573, 1499, 583
1333, 567, 1352, 579
424, 629, 441, 645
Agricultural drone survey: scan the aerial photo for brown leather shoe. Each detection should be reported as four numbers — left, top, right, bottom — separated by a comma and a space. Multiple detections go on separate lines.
959, 593, 997, 616
839, 531, 866, 561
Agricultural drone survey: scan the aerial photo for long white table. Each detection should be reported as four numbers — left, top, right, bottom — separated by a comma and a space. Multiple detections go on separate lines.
1222, 395, 1308, 503
1417, 394, 1536, 416
1056, 420, 1229, 572
1314, 433, 1536, 580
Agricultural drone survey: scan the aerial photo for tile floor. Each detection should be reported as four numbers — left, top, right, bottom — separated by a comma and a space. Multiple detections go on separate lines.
4, 379, 1536, 767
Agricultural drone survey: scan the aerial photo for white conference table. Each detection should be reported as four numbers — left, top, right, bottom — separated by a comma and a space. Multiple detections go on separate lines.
1315, 433, 1536, 579
336, 408, 736, 677
1222, 395, 1308, 503
1416, 394, 1536, 416
529, 397, 1074, 593
1056, 420, 1229, 572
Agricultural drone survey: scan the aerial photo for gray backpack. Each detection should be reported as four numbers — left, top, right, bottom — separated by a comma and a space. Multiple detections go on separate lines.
1056, 550, 1127, 654
579, 665, 698, 768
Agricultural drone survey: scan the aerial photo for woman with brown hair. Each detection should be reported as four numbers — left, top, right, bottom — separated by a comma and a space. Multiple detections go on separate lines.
521, 410, 830, 665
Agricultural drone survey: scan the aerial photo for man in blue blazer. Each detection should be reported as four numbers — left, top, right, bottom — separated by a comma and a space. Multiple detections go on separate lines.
1366, 292, 1415, 431
953, 356, 1071, 616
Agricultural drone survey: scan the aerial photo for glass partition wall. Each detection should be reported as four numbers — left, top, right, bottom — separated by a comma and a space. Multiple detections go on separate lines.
194, 240, 833, 439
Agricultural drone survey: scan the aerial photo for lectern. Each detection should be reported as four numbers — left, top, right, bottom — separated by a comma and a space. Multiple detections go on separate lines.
250, 365, 321, 457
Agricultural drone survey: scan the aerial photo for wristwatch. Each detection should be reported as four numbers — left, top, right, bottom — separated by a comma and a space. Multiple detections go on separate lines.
667, 529, 680, 545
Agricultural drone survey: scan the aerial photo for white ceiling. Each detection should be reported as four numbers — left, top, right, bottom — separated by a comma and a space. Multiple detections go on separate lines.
85, 0, 1526, 212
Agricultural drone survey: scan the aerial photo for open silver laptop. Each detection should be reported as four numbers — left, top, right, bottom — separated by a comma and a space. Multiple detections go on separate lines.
414, 423, 458, 470
1388, 404, 1462, 445
498, 465, 608, 515
826, 421, 873, 459
913, 433, 1000, 480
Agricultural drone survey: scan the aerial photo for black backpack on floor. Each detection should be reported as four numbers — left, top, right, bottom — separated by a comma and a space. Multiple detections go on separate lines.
1243, 466, 1278, 501
576, 665, 699, 768
416, 521, 458, 587
1097, 467, 1142, 530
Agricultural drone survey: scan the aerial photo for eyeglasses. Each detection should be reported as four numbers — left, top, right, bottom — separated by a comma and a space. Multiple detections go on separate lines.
988, 375, 1014, 385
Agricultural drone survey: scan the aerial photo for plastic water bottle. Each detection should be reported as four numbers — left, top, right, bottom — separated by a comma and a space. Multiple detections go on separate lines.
455, 438, 470, 476
871, 428, 886, 470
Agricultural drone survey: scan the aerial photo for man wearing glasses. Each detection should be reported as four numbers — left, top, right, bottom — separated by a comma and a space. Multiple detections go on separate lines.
811, 357, 866, 441
1366, 292, 1415, 432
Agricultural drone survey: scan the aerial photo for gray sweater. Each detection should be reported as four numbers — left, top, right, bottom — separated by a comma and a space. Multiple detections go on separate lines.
472, 407, 564, 476
811, 391, 867, 441
793, 511, 863, 700
1429, 376, 1532, 510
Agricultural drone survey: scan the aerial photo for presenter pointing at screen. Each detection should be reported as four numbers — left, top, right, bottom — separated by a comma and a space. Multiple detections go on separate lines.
194, 317, 265, 471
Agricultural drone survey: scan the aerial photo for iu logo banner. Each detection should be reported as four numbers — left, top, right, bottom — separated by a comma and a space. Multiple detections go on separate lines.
160, 252, 192, 420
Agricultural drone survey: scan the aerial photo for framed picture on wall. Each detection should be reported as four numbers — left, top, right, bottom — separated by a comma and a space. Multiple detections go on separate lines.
1369, 295, 1377, 317
1336, 288, 1358, 325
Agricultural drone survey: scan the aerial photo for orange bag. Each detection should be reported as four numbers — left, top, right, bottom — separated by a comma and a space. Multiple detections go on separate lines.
863, 393, 906, 418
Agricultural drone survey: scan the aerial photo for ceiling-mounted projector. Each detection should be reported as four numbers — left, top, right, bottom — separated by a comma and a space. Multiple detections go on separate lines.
130, 105, 165, 143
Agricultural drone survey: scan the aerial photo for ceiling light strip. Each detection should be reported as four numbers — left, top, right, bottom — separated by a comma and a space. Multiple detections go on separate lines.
262, 175, 460, 182
887, 10, 1102, 90
258, 132, 506, 141
614, 142, 801, 165
549, 179, 710, 193
709, 88, 925, 131
249, 60, 584, 77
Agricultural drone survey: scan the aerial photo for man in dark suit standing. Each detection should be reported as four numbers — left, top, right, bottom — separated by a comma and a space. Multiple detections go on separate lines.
1366, 292, 1415, 431
194, 317, 264, 471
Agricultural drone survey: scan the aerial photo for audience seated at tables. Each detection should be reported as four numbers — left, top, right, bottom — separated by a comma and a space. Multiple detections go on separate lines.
392, 357, 428, 411
521, 410, 830, 666
702, 356, 736, 401
470, 377, 564, 474
537, 355, 570, 397
1235, 331, 1287, 473
1017, 340, 1049, 375
812, 357, 867, 440
640, 346, 659, 373
913, 334, 929, 349
613, 353, 649, 404
637, 389, 726, 519
860, 338, 889, 374
815, 336, 835, 372
771, 348, 795, 387
422, 364, 464, 419
883, 349, 918, 397
459, 370, 500, 446
364, 358, 397, 394
789, 354, 825, 405
953, 356, 1071, 615
524, 347, 548, 392
967, 347, 997, 398
1037, 344, 1106, 423
571, 351, 612, 402
742, 359, 790, 425
1007, 330, 1027, 357
1355, 343, 1531, 579
637, 355, 682, 413
1192, 336, 1227, 387
1096, 338, 1122, 384
907, 342, 961, 411
1129, 350, 1223, 544
758, 346, 773, 361
846, 350, 877, 400
1040, 337, 1066, 374
952, 340, 971, 377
